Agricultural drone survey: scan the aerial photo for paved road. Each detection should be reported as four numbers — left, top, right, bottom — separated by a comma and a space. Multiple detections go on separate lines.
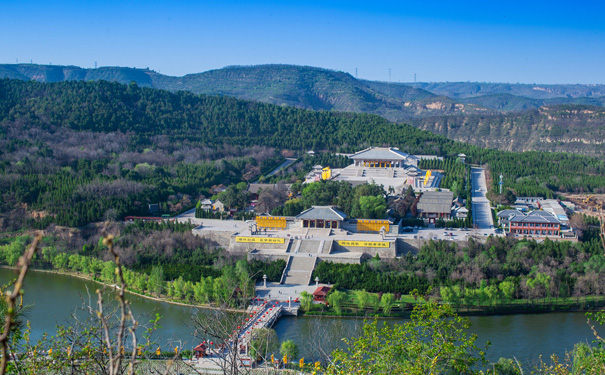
266, 158, 297, 177
471, 167, 494, 231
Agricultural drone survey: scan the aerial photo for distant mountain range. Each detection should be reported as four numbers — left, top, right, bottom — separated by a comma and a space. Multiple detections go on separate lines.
2, 63, 605, 156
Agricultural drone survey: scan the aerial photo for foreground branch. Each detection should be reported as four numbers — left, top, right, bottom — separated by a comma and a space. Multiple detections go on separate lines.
0, 234, 42, 375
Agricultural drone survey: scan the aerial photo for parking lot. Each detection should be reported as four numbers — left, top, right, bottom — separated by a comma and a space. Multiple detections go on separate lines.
394, 226, 499, 242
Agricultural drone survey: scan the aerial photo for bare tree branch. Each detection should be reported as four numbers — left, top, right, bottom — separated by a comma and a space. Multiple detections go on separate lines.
0, 234, 41, 375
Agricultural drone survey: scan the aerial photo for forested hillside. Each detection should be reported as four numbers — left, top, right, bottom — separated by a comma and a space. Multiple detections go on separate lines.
0, 63, 490, 119
4, 64, 605, 158
1, 78, 605, 228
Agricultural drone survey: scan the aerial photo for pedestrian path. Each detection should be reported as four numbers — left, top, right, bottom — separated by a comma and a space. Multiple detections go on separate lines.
471, 167, 494, 230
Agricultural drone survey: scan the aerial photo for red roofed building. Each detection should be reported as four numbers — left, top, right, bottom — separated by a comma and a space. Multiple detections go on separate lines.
193, 342, 208, 358
312, 286, 332, 303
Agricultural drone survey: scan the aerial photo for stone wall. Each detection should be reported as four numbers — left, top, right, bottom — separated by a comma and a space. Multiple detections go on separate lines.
247, 251, 290, 262
191, 229, 233, 248
317, 256, 362, 264
229, 238, 292, 253
395, 238, 421, 256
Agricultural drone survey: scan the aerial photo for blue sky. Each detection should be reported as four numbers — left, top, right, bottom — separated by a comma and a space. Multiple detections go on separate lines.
1, 0, 604, 83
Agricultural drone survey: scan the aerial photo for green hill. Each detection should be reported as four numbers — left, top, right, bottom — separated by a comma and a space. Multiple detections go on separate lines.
0, 63, 493, 120
3, 63, 605, 157
2, 78, 605, 227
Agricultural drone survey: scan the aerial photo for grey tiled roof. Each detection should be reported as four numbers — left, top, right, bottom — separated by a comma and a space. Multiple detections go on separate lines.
296, 206, 347, 221
510, 211, 560, 224
417, 191, 454, 214
349, 147, 410, 161
497, 209, 521, 218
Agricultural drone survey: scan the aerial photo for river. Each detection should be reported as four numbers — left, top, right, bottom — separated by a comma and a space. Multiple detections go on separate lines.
1, 268, 602, 367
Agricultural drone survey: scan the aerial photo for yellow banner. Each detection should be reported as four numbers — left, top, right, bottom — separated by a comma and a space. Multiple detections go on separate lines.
424, 170, 432, 186
336, 240, 390, 248
357, 219, 390, 232
256, 216, 287, 229
236, 237, 285, 244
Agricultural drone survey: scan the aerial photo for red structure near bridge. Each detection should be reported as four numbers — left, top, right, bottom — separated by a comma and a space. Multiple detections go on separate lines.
312, 286, 332, 303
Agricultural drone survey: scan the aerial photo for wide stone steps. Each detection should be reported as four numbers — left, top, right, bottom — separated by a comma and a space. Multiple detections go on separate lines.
282, 255, 317, 285
299, 240, 321, 253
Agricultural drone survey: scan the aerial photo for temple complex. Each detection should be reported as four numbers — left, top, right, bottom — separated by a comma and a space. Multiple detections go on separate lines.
324, 147, 443, 192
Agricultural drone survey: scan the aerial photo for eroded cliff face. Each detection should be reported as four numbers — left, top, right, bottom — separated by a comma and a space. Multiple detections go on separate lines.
409, 106, 605, 157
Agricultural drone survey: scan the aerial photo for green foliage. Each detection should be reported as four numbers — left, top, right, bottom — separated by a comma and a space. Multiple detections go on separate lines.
493, 357, 522, 374
327, 290, 346, 315
325, 298, 488, 374
356, 195, 387, 219
280, 339, 299, 363
316, 234, 605, 307
0, 236, 29, 266
381, 293, 394, 315
299, 291, 313, 312
2, 79, 605, 230
293, 180, 387, 218
313, 261, 430, 294
247, 259, 286, 282
216, 184, 250, 210
419, 158, 470, 200
149, 266, 165, 297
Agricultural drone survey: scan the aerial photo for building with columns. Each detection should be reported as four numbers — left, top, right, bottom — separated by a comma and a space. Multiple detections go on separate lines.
296, 206, 347, 229
349, 147, 419, 168
325, 147, 443, 192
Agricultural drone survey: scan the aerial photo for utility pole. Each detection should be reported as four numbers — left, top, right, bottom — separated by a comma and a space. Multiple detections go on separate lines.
355, 67, 358, 78
388, 68, 391, 83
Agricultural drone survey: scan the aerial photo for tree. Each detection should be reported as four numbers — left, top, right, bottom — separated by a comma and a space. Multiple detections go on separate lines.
280, 339, 299, 364
325, 298, 489, 374
256, 184, 288, 214
149, 266, 164, 297
499, 281, 516, 302
357, 195, 387, 219
300, 291, 313, 312
354, 290, 369, 310
381, 293, 394, 315
327, 290, 346, 315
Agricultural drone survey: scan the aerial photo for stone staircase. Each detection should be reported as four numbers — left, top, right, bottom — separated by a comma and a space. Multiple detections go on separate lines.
319, 240, 333, 254
299, 240, 321, 254
282, 255, 316, 285
292, 239, 302, 253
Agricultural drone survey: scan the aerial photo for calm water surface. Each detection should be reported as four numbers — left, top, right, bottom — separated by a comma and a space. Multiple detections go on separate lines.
1, 268, 602, 366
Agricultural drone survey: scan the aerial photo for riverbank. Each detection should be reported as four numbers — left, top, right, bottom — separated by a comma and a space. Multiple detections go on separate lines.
0, 265, 247, 313
3, 265, 602, 319
297, 293, 605, 318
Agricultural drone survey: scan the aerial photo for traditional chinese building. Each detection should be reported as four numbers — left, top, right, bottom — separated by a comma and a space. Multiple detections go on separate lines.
416, 191, 454, 224
312, 286, 332, 302
348, 147, 419, 168
296, 206, 347, 229
508, 211, 561, 237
